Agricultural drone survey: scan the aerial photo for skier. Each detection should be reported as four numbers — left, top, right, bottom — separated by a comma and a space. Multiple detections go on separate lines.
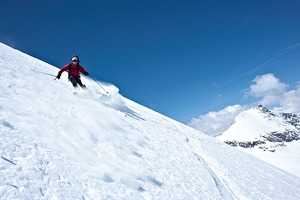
56, 55, 89, 88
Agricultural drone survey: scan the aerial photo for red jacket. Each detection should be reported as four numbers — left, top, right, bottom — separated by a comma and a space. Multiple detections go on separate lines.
58, 63, 87, 77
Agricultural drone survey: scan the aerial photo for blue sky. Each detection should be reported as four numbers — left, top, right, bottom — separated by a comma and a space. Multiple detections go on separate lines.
1, 0, 300, 124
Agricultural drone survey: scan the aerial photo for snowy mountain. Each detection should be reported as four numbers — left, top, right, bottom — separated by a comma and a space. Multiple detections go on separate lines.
1, 42, 300, 199
218, 105, 300, 177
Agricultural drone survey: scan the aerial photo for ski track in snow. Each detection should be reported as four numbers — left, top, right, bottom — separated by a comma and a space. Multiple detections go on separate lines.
1, 42, 300, 199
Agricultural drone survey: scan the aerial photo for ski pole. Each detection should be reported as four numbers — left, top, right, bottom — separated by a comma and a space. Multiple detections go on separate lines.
88, 75, 109, 94
34, 70, 57, 78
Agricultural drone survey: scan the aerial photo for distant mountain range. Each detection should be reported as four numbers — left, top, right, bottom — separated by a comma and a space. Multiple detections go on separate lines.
217, 105, 300, 177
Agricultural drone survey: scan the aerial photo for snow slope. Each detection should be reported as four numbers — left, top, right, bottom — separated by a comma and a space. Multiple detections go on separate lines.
218, 105, 300, 178
1, 42, 300, 199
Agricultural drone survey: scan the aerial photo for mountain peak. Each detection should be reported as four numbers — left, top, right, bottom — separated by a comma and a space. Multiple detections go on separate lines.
254, 104, 274, 115
218, 104, 300, 177
255, 104, 268, 111
219, 104, 298, 143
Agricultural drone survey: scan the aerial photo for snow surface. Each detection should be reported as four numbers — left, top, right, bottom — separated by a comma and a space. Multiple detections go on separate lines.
239, 141, 300, 178
1, 42, 300, 199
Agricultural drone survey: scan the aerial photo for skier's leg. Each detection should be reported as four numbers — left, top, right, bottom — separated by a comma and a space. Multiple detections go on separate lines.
69, 76, 78, 87
76, 77, 86, 88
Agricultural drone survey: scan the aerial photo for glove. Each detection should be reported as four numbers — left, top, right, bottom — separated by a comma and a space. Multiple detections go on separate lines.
84, 72, 89, 76
56, 74, 61, 79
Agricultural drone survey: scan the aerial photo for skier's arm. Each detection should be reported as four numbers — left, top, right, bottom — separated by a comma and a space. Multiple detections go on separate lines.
56, 64, 69, 79
58, 65, 70, 75
79, 65, 89, 76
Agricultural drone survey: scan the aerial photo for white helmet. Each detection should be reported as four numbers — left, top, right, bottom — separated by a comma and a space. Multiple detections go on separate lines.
71, 55, 79, 62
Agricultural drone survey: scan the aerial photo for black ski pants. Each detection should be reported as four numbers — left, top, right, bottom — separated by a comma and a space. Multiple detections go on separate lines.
69, 76, 86, 88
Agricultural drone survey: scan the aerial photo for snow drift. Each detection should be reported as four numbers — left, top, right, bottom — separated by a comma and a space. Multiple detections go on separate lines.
1, 42, 300, 199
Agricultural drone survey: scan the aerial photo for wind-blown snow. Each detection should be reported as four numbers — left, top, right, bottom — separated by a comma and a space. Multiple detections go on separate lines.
1, 42, 300, 199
